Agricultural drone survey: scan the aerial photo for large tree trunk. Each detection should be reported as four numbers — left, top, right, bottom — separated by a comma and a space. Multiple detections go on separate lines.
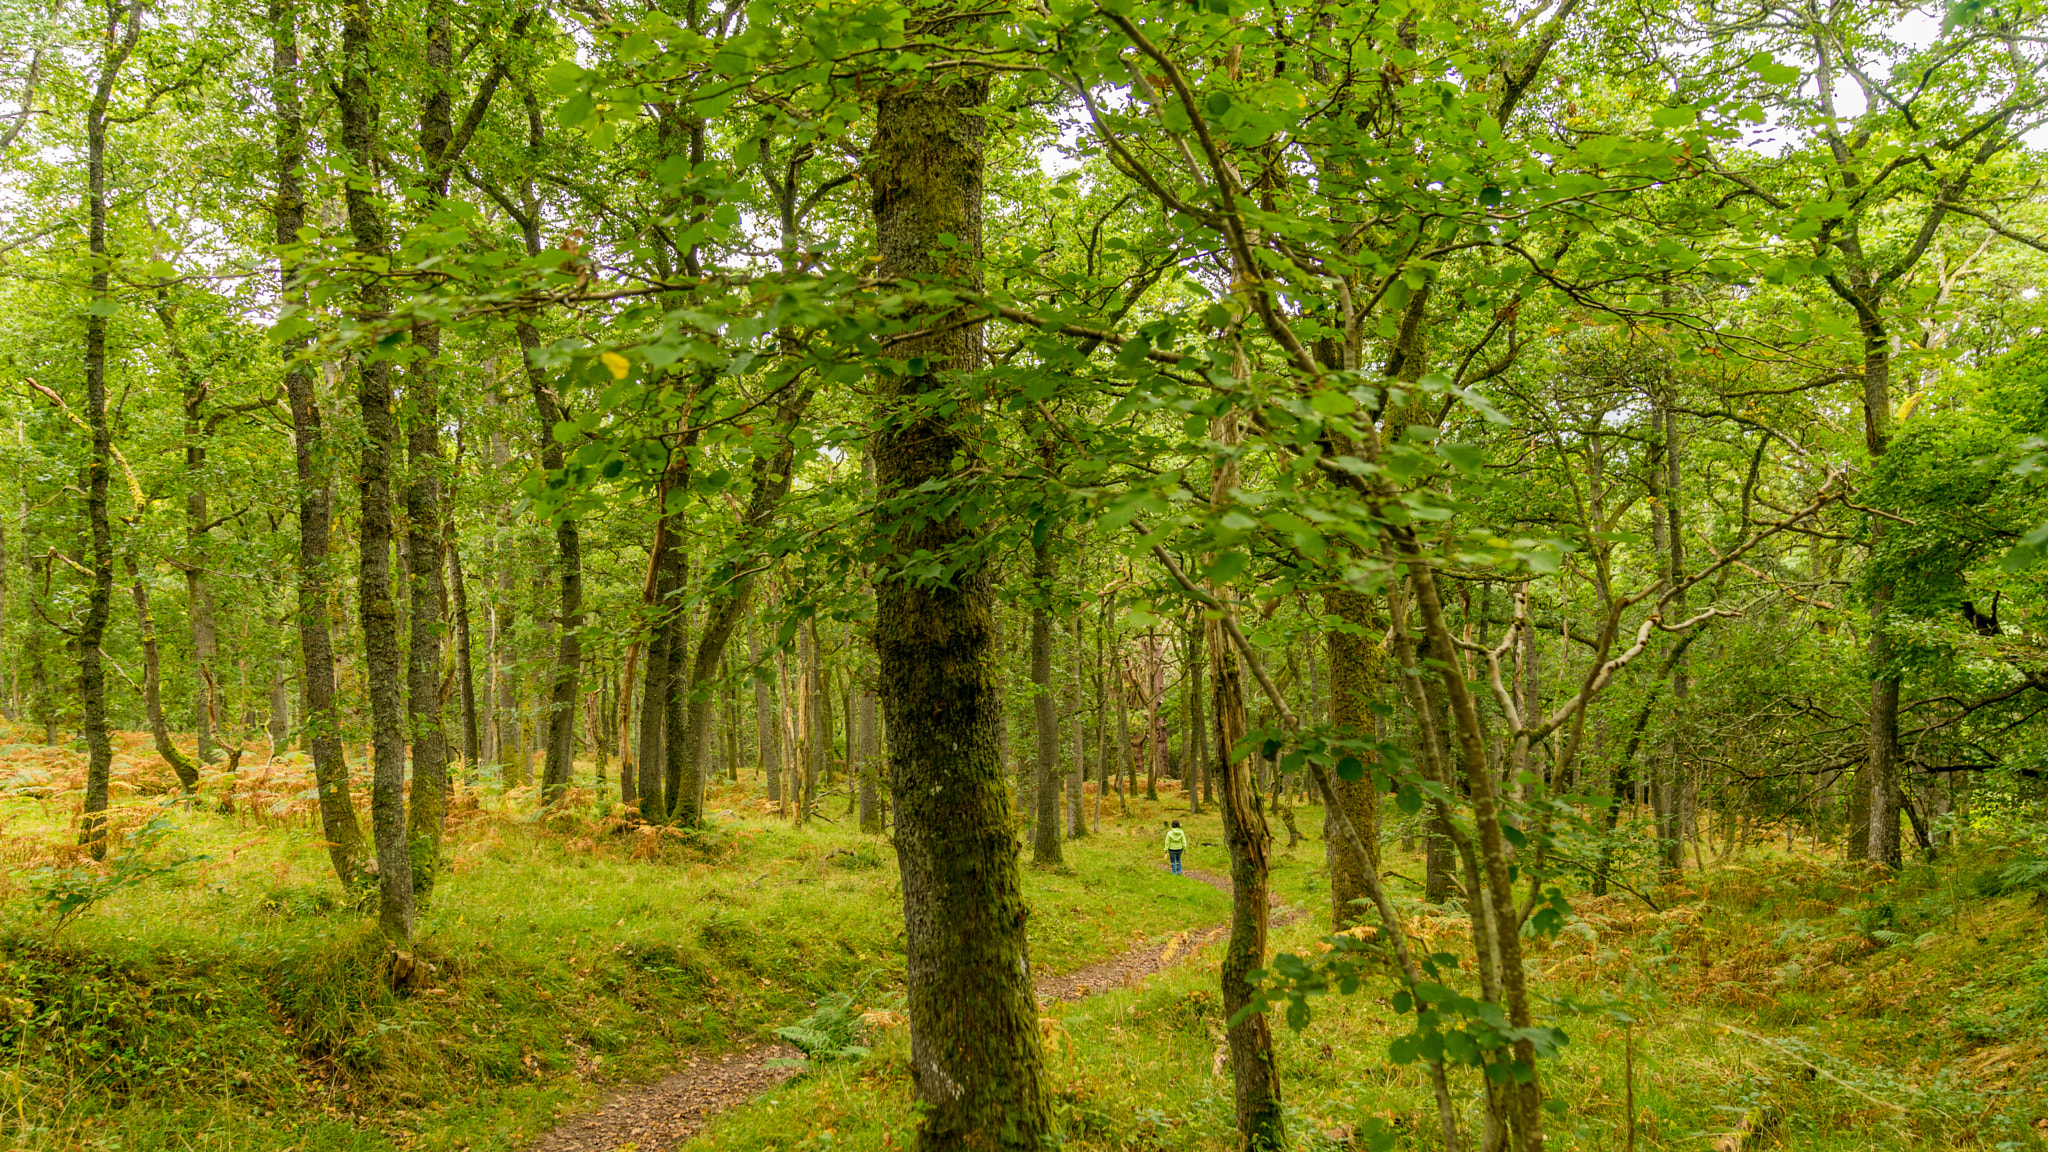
269, 10, 363, 880
338, 1, 415, 940
868, 57, 1049, 1150
1324, 586, 1381, 930
77, 0, 140, 861
1030, 530, 1062, 866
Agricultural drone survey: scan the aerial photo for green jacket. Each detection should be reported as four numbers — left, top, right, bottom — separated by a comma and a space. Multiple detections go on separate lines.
1164, 828, 1188, 851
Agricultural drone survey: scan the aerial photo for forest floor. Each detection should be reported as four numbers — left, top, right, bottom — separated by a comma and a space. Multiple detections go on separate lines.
1, 726, 2045, 1150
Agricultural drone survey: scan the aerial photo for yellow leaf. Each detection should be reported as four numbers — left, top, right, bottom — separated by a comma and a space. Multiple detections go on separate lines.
600, 351, 630, 379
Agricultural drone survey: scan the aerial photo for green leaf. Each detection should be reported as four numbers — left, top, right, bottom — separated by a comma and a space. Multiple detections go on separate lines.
1203, 551, 1249, 583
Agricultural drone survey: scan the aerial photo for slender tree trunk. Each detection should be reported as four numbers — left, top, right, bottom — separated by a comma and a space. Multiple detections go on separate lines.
668, 386, 811, 825
1859, 320, 1902, 868
399, 4, 462, 891
1658, 398, 1687, 879
1208, 582, 1286, 1149
858, 655, 883, 832
755, 619, 781, 804
1184, 605, 1205, 815
338, 0, 414, 939
1067, 618, 1085, 839
126, 546, 199, 791
663, 595, 690, 820
271, 88, 364, 885
448, 516, 480, 774
637, 519, 678, 819
869, 55, 1048, 1148
1030, 530, 1061, 865
75, 0, 141, 861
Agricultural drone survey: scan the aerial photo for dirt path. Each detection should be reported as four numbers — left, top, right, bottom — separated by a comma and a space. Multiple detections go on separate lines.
533, 864, 1304, 1152
528, 1045, 804, 1152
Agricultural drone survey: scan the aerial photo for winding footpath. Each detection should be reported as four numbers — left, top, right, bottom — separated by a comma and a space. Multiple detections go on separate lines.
529, 866, 1302, 1152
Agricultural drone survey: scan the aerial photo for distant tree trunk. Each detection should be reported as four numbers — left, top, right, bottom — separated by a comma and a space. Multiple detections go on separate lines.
663, 595, 690, 820
338, 0, 414, 939
125, 547, 199, 792
1067, 618, 1086, 839
669, 385, 811, 826
637, 518, 678, 819
448, 517, 480, 774
868, 55, 1049, 1149
489, 407, 522, 786
524, 321, 584, 801
267, 668, 290, 755
858, 656, 883, 833
269, 9, 363, 880
755, 620, 780, 804
1324, 586, 1381, 930
1030, 529, 1062, 866
1114, 668, 1132, 816
798, 617, 823, 822
1183, 605, 1205, 815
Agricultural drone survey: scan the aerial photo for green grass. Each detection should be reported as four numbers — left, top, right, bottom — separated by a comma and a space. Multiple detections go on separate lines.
0, 763, 1226, 1151
4, 760, 2045, 1151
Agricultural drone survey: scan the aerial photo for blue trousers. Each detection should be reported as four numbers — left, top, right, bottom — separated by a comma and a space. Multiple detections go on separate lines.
1168, 849, 1183, 874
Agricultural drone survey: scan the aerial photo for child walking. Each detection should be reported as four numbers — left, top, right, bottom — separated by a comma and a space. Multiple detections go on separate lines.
1164, 820, 1187, 875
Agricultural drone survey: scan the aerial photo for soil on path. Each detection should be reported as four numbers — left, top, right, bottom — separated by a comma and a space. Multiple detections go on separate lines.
531, 863, 1306, 1152
527, 1045, 803, 1152
1034, 865, 1306, 1004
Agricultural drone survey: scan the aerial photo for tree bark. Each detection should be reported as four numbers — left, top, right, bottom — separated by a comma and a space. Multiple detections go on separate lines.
448, 513, 480, 775
1207, 410, 1286, 1151
1324, 586, 1381, 930
1183, 604, 1205, 815
636, 519, 678, 819
668, 385, 811, 825
1030, 528, 1061, 866
269, 13, 363, 878
754, 618, 781, 804
1067, 618, 1086, 839
522, 320, 583, 801
338, 0, 415, 939
868, 54, 1048, 1149
76, 0, 141, 861
125, 546, 199, 792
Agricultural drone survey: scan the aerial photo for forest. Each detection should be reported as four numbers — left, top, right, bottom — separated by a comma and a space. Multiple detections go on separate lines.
0, 0, 2045, 1148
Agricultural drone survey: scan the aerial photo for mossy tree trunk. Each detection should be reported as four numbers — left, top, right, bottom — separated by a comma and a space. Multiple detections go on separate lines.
1030, 527, 1061, 866
1324, 586, 1381, 930
338, 0, 414, 940
76, 0, 142, 861
867, 49, 1049, 1150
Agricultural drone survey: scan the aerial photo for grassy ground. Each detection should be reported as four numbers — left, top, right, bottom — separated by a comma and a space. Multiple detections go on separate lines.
0, 727, 1229, 1151
2, 730, 2044, 1150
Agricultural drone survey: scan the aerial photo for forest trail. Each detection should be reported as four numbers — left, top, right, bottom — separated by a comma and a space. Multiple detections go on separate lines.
530, 864, 1305, 1152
